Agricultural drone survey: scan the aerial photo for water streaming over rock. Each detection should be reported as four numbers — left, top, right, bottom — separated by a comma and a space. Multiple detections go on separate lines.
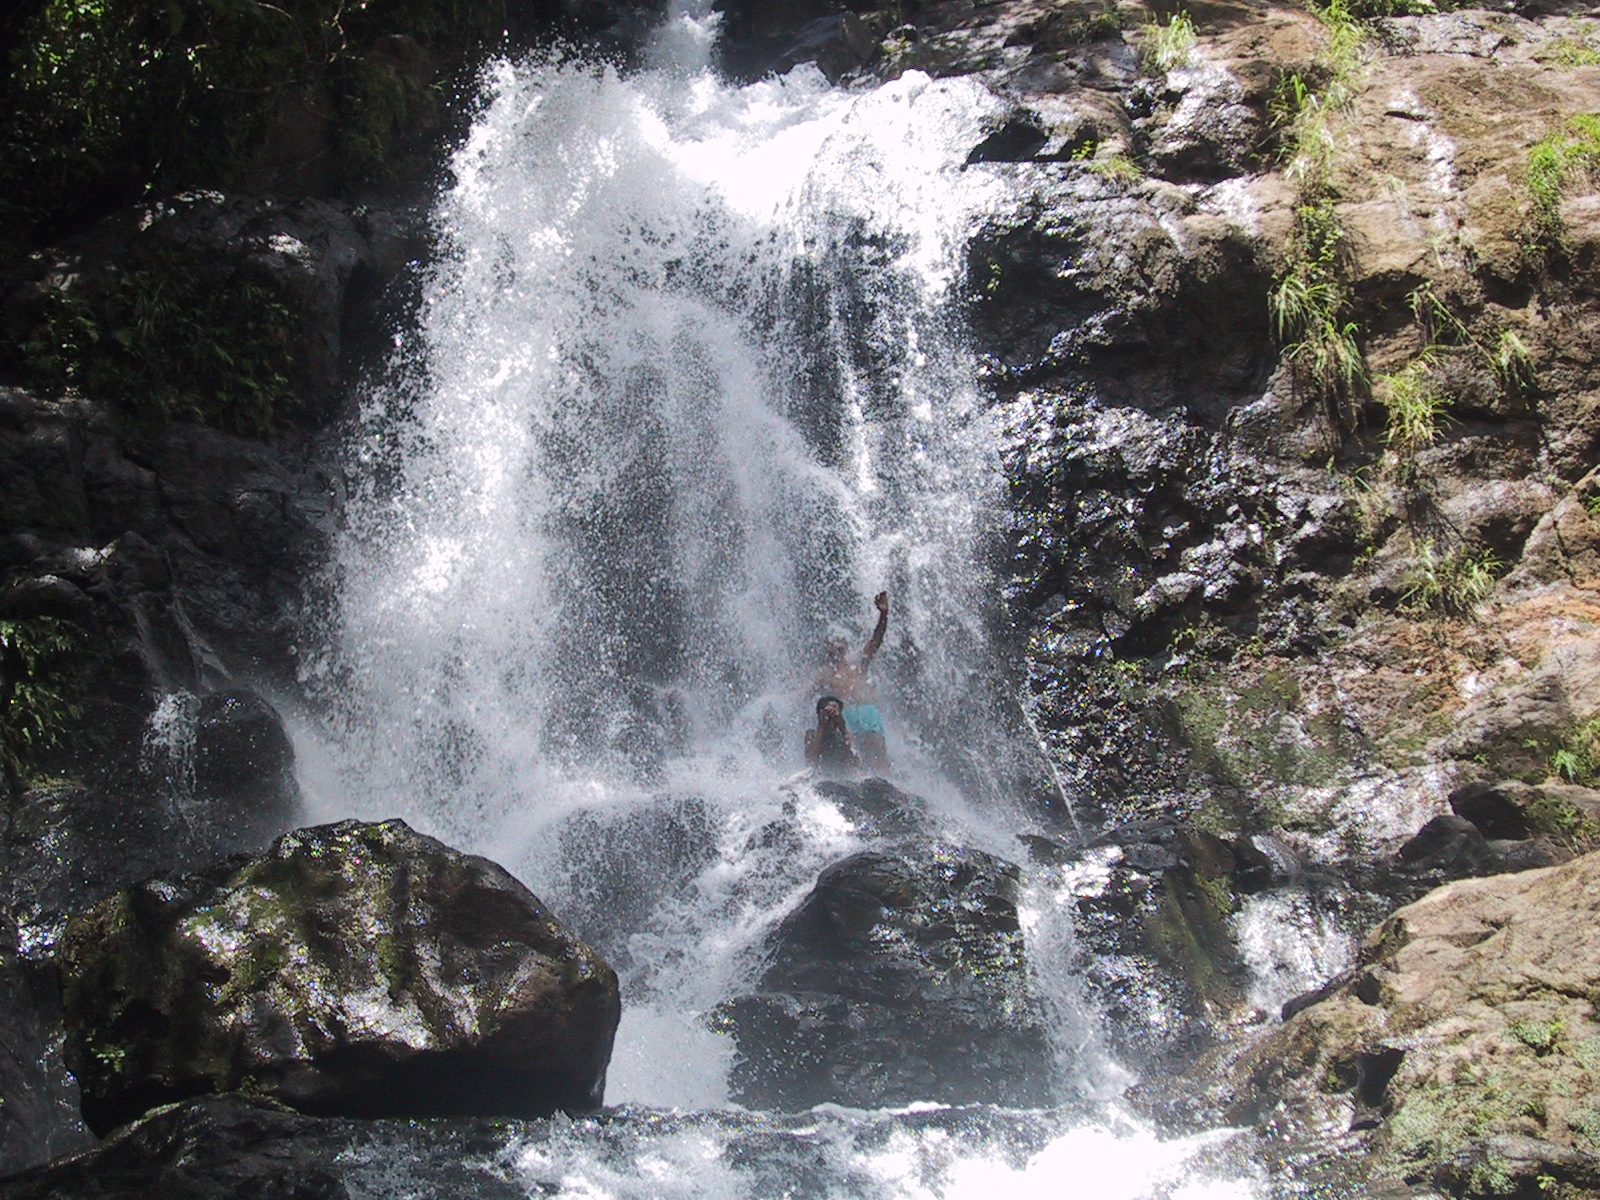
297, 4, 1269, 1193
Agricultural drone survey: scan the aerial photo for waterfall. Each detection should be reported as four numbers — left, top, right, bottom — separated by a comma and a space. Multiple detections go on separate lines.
297, 4, 1266, 1193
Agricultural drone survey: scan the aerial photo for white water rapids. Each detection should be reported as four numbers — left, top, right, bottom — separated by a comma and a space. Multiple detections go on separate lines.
290, 4, 1271, 1195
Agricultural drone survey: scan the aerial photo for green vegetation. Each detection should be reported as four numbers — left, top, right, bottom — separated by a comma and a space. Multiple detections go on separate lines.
1268, 2, 1369, 422
1374, 352, 1448, 454
0, 616, 90, 789
19, 247, 302, 434
1140, 11, 1197, 73
1525, 114, 1600, 255
1374, 285, 1540, 465
1535, 34, 1600, 68
1508, 1017, 1566, 1057
0, 0, 509, 243
1385, 1071, 1542, 1193
1398, 540, 1500, 614
1339, 0, 1460, 15
1550, 715, 1600, 787
1053, 1, 1126, 45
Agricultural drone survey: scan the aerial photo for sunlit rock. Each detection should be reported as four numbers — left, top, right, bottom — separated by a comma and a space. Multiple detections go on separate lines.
1185, 851, 1600, 1196
59, 819, 619, 1134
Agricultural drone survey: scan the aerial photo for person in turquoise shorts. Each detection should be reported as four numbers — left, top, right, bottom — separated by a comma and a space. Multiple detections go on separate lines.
812, 590, 890, 772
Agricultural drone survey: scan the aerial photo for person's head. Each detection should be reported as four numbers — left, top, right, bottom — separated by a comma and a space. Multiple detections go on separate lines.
822, 633, 849, 664
816, 695, 845, 726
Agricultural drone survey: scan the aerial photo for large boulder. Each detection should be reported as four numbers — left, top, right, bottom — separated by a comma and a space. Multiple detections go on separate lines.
1188, 851, 1600, 1197
58, 819, 619, 1135
716, 843, 1052, 1111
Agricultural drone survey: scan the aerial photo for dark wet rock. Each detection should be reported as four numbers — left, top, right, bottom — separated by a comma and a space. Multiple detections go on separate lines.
1136, 63, 1258, 183
0, 388, 337, 697
187, 689, 302, 856
1068, 819, 1250, 1070
810, 776, 929, 838
717, 843, 1051, 1111
59, 819, 619, 1135
0, 1094, 530, 1200
0, 919, 92, 1177
1, 781, 181, 933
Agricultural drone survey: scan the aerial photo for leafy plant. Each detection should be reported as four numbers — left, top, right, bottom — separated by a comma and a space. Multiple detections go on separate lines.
0, 0, 508, 242
19, 247, 302, 434
1551, 716, 1600, 787
1399, 540, 1501, 614
0, 616, 89, 789
1525, 114, 1600, 254
1140, 11, 1197, 73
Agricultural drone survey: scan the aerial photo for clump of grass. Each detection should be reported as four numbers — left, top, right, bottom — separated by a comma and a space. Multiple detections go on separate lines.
1086, 153, 1143, 184
1491, 329, 1538, 396
1400, 540, 1501, 614
1526, 113, 1600, 254
1271, 199, 1366, 417
1140, 11, 1197, 73
1376, 353, 1450, 453
1267, 3, 1370, 423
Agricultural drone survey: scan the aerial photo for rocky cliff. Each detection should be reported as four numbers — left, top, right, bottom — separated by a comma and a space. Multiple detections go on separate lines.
6, 0, 1600, 1194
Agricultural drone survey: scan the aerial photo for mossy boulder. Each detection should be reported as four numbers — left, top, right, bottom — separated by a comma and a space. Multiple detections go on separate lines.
58, 818, 619, 1135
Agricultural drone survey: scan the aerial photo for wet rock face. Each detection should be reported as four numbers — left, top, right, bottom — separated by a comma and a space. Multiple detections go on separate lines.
59, 819, 620, 1135
0, 923, 92, 1177
1059, 819, 1253, 1071
0, 1094, 532, 1200
719, 843, 1052, 1111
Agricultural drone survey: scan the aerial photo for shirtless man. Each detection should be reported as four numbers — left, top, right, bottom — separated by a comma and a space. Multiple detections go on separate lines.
812, 591, 890, 771
804, 695, 860, 776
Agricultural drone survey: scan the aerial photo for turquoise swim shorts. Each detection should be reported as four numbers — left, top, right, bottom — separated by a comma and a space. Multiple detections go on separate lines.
842, 704, 885, 736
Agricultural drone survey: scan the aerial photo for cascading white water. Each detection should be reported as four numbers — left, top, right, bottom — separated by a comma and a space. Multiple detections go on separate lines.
297, 4, 1267, 1194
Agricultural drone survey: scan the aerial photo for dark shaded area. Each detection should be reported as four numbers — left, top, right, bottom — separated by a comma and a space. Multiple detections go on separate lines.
719, 827, 1053, 1112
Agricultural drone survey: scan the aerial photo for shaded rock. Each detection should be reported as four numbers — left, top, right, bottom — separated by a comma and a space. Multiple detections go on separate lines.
717, 843, 1051, 1111
1450, 777, 1600, 847
0, 918, 92, 1177
0, 1094, 530, 1200
188, 689, 301, 855
59, 819, 619, 1134
1069, 819, 1251, 1070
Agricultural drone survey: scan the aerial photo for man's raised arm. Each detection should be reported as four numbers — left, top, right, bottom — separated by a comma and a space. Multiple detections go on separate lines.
862, 591, 889, 664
